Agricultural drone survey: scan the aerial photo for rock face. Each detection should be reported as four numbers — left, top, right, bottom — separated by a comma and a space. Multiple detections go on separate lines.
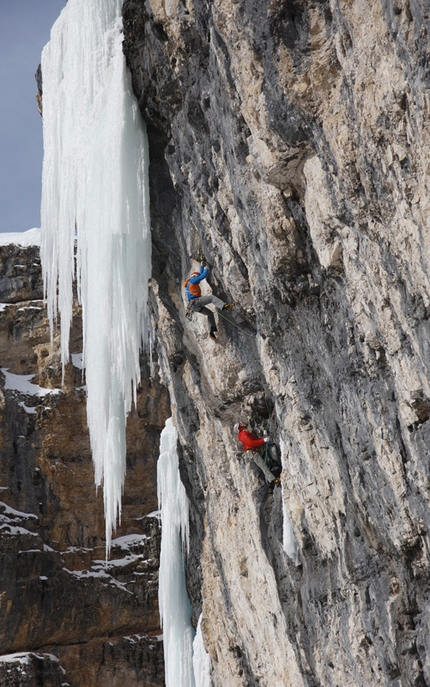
122, 1, 430, 685
0, 243, 168, 686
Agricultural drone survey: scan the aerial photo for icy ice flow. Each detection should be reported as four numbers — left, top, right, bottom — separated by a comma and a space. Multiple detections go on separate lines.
193, 615, 212, 687
158, 419, 196, 687
40, 0, 151, 550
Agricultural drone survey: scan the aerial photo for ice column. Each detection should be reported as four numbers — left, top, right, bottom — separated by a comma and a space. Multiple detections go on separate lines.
158, 419, 196, 687
281, 441, 300, 565
193, 615, 212, 687
40, 0, 151, 550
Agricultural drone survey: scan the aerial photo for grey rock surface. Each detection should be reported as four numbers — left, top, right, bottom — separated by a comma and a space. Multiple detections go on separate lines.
122, 0, 430, 685
0, 244, 43, 304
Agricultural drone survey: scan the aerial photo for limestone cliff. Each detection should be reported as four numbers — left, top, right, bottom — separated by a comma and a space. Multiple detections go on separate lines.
122, 1, 430, 685
0, 242, 168, 686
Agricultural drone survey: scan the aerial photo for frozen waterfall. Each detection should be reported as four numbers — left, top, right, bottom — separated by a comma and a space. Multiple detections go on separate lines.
40, 0, 151, 550
158, 419, 196, 687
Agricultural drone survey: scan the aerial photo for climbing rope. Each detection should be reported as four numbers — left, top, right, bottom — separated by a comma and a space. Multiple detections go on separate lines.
217, 309, 256, 339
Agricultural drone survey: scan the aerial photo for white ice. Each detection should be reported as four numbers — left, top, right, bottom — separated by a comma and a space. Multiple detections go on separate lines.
71, 353, 83, 370
40, 0, 151, 551
280, 440, 300, 566
158, 419, 196, 687
193, 615, 212, 687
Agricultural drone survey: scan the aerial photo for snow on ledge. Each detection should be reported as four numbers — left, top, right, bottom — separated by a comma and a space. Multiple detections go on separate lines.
1, 369, 62, 398
0, 501, 37, 521
0, 651, 60, 664
0, 653, 32, 665
0, 228, 41, 247
111, 533, 149, 548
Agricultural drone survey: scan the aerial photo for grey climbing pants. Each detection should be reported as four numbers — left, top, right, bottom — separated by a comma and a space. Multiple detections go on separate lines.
191, 295, 225, 332
247, 450, 277, 484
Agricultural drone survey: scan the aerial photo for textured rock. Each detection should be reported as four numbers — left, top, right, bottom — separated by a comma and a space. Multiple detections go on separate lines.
0, 243, 168, 687
0, 653, 66, 687
122, 1, 430, 685
0, 244, 43, 304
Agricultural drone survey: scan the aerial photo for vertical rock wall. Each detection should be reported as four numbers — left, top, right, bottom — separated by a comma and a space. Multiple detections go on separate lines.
123, 1, 430, 685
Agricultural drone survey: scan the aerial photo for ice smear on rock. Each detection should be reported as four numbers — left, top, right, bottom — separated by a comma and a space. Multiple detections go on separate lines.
158, 419, 196, 687
40, 0, 151, 551
282, 499, 300, 566
281, 440, 300, 565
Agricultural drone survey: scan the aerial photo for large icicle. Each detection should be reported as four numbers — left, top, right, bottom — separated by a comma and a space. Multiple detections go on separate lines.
40, 0, 151, 551
193, 615, 212, 687
158, 419, 196, 687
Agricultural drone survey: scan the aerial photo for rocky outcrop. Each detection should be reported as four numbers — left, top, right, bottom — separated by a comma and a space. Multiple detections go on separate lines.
0, 243, 168, 687
122, 1, 430, 685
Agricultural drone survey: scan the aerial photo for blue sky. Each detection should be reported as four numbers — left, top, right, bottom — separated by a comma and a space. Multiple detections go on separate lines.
0, 0, 66, 233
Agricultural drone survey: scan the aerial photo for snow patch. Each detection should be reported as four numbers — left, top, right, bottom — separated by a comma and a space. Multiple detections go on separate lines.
0, 653, 32, 665
144, 510, 161, 519
62, 566, 132, 593
0, 228, 41, 247
18, 402, 37, 415
0, 502, 37, 521
1, 369, 62, 398
16, 305, 43, 312
71, 353, 83, 369
0, 525, 38, 537
111, 533, 148, 550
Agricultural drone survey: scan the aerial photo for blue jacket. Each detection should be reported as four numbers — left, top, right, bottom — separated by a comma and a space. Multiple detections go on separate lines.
184, 266, 209, 301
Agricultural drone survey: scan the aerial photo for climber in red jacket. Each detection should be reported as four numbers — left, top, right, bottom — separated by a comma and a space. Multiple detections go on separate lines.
234, 423, 281, 486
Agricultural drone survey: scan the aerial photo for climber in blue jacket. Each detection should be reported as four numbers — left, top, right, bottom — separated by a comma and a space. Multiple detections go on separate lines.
184, 263, 234, 340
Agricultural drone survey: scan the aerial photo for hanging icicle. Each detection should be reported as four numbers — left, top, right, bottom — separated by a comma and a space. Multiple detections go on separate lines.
193, 615, 212, 687
40, 0, 151, 551
158, 418, 196, 687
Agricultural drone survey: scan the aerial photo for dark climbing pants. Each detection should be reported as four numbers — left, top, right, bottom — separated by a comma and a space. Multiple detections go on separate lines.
246, 449, 278, 484
191, 295, 225, 333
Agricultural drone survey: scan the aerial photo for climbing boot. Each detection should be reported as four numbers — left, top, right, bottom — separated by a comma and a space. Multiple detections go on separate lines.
223, 301, 235, 311
269, 477, 281, 493
209, 330, 217, 341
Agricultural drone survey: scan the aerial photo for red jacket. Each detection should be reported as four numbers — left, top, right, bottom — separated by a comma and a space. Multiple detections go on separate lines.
238, 429, 265, 451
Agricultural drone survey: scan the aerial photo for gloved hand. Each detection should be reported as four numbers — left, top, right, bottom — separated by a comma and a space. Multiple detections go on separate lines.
264, 436, 272, 443
201, 258, 207, 267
